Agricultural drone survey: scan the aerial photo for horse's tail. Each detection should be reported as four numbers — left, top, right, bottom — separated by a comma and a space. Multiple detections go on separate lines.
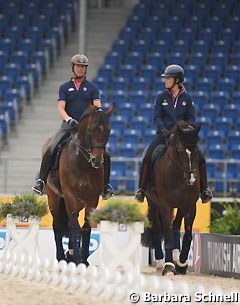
59, 197, 69, 237
141, 200, 164, 250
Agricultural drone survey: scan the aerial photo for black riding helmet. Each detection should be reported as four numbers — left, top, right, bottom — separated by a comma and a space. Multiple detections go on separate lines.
161, 64, 184, 84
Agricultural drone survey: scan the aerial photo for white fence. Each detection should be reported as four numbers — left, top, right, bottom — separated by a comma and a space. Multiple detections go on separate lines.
0, 250, 229, 303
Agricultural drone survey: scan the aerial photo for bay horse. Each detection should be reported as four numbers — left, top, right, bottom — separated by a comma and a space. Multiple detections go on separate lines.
45, 105, 113, 265
143, 120, 201, 275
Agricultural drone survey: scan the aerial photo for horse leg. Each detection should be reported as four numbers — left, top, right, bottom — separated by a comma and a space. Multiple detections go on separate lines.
47, 186, 66, 261
142, 199, 164, 272
172, 209, 184, 263
80, 209, 91, 266
161, 206, 176, 276
65, 237, 75, 263
150, 202, 164, 272
68, 212, 82, 265
176, 205, 197, 275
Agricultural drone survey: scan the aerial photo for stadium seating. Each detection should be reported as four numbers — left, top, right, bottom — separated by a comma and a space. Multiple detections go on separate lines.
0, 0, 77, 143
97, 0, 240, 194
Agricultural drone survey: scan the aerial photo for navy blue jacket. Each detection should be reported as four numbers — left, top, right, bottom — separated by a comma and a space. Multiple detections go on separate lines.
58, 79, 100, 121
153, 87, 195, 132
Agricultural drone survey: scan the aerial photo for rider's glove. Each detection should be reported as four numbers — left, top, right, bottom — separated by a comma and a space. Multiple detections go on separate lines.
66, 117, 78, 129
159, 127, 171, 138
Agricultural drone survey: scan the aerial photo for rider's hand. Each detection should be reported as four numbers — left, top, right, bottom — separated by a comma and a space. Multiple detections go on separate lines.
160, 127, 171, 138
66, 118, 78, 129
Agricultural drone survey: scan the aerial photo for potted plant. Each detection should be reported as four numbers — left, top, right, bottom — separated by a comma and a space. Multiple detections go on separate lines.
89, 199, 148, 273
0, 193, 48, 255
210, 201, 240, 235
0, 193, 48, 223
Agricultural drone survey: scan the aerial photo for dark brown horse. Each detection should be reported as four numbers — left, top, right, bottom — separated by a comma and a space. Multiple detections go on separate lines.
143, 120, 201, 275
46, 105, 113, 265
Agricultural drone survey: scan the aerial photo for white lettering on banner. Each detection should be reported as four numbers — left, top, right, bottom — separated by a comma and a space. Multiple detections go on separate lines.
207, 241, 240, 273
0, 237, 5, 250
233, 244, 240, 273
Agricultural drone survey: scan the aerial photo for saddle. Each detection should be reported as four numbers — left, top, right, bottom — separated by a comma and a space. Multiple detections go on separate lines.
149, 144, 167, 183
51, 135, 72, 170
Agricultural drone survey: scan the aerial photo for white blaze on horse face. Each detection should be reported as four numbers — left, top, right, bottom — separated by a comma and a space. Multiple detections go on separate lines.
186, 149, 196, 185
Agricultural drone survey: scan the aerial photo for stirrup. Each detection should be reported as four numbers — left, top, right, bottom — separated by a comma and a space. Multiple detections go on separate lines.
201, 188, 213, 203
32, 179, 45, 196
102, 183, 114, 200
135, 188, 145, 203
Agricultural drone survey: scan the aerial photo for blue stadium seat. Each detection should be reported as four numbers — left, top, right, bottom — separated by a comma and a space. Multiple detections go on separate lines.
119, 143, 137, 157
223, 104, 240, 121
226, 163, 239, 179
207, 130, 225, 146
232, 92, 240, 108
139, 103, 152, 119
210, 92, 230, 109
105, 52, 121, 68
196, 117, 211, 134
124, 129, 141, 145
0, 38, 15, 55
130, 77, 150, 92
130, 40, 149, 58
188, 53, 206, 70
117, 102, 135, 119
208, 53, 226, 70
118, 64, 136, 81
111, 77, 129, 92
223, 65, 239, 84
215, 117, 233, 135
201, 103, 221, 120
204, 65, 220, 83
0, 76, 14, 96
191, 91, 209, 110
231, 144, 240, 159
196, 78, 214, 93
145, 51, 165, 68
228, 131, 240, 148
208, 144, 227, 159
217, 78, 234, 93
111, 115, 127, 132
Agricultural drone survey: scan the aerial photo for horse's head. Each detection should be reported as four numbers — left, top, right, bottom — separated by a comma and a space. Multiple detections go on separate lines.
75, 104, 113, 168
171, 120, 201, 186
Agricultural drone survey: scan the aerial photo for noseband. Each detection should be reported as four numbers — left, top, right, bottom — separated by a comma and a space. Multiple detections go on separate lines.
169, 140, 198, 186
74, 135, 106, 163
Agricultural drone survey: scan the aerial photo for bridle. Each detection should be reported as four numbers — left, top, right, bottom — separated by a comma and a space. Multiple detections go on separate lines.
168, 137, 199, 186
73, 112, 109, 165
74, 135, 107, 163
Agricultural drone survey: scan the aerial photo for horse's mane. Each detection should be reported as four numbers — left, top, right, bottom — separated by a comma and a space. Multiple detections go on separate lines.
79, 105, 108, 125
172, 120, 200, 147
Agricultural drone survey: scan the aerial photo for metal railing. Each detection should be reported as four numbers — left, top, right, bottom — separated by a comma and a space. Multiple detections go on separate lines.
0, 157, 240, 196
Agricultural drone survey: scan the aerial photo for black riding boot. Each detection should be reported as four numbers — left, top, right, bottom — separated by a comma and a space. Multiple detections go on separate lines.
102, 152, 114, 200
32, 150, 52, 195
199, 164, 213, 203
135, 162, 149, 203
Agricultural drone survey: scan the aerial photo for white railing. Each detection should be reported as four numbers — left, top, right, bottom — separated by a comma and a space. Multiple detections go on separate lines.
0, 157, 240, 196
0, 250, 226, 302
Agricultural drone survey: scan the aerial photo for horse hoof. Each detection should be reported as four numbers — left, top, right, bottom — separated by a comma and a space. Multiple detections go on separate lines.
81, 259, 89, 267
156, 259, 164, 273
175, 259, 188, 275
65, 251, 74, 263
162, 263, 176, 276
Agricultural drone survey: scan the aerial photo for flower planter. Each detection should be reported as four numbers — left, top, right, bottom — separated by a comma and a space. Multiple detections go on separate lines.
99, 220, 144, 274
5, 214, 40, 256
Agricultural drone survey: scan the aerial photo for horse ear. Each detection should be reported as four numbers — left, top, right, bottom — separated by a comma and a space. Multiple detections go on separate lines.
195, 123, 201, 134
105, 104, 115, 117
